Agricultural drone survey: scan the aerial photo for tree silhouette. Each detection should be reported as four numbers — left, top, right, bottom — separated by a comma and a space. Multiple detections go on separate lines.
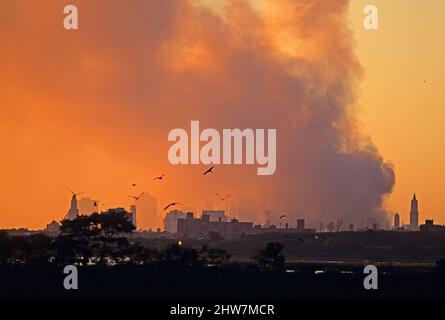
254, 242, 285, 271
0, 233, 53, 265
60, 209, 135, 237
56, 209, 136, 265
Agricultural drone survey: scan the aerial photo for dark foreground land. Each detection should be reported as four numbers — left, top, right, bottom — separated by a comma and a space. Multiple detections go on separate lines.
3, 217, 445, 300
1, 263, 444, 300
138, 231, 445, 262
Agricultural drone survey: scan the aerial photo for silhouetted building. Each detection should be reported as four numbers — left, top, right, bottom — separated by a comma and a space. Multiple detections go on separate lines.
296, 219, 305, 230
202, 210, 226, 222
419, 219, 445, 232
164, 209, 186, 233
45, 220, 60, 234
177, 214, 253, 240
253, 224, 277, 232
66, 194, 79, 220
252, 224, 315, 234
410, 193, 419, 231
401, 223, 411, 230
130, 205, 137, 228
394, 212, 400, 229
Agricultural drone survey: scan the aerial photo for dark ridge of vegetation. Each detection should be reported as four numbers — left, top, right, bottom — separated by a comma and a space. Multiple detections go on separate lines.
138, 231, 445, 262
254, 242, 285, 271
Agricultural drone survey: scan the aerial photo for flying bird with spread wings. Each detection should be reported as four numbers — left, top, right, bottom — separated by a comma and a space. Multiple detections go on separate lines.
163, 202, 182, 211
153, 174, 165, 181
203, 166, 215, 175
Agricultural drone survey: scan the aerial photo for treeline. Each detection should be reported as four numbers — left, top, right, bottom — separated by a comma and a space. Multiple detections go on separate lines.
0, 210, 285, 270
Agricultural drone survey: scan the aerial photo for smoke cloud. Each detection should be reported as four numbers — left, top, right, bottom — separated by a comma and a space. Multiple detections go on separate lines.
0, 0, 395, 229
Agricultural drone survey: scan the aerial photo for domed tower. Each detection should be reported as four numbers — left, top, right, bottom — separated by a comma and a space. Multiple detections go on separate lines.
394, 212, 400, 229
410, 193, 419, 231
67, 194, 80, 221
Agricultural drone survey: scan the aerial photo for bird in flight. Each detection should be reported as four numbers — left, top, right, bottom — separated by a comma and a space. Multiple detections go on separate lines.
131, 183, 137, 187
153, 174, 165, 181
163, 202, 182, 211
203, 166, 215, 175
129, 192, 144, 201
279, 215, 287, 219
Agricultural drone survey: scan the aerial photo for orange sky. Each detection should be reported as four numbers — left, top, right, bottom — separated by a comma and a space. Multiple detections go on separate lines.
0, 0, 443, 230
349, 0, 445, 226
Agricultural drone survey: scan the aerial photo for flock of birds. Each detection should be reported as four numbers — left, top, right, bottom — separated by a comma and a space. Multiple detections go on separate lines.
129, 165, 217, 212
70, 165, 218, 214
71, 166, 325, 236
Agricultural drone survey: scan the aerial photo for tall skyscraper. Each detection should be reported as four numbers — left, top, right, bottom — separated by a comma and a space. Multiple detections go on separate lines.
66, 194, 79, 220
394, 212, 400, 229
410, 193, 419, 231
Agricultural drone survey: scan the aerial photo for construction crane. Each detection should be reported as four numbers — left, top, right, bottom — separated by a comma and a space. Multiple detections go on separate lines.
336, 219, 344, 232
216, 193, 231, 214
